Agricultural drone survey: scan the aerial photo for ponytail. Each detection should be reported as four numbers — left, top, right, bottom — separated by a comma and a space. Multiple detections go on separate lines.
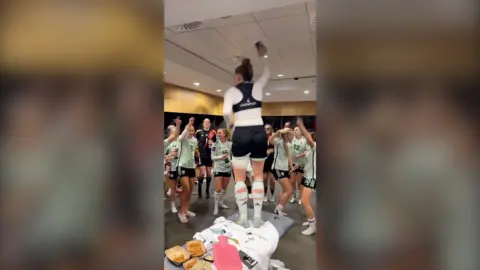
234, 58, 253, 81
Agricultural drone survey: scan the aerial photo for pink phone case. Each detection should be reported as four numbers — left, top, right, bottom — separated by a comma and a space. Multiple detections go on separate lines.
213, 236, 242, 270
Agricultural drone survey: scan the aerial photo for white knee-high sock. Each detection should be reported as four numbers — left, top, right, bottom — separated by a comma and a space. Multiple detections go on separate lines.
219, 189, 226, 203
234, 181, 248, 220
252, 179, 264, 220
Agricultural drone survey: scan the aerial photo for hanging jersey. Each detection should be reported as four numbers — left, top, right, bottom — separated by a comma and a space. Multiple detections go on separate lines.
271, 138, 290, 171
291, 136, 307, 165
178, 137, 197, 169
211, 140, 233, 173
165, 140, 180, 171
303, 143, 316, 179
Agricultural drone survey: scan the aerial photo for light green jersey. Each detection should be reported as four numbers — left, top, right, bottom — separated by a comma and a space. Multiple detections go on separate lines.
272, 138, 290, 171
178, 136, 197, 169
211, 140, 233, 173
303, 142, 316, 179
291, 136, 307, 165
165, 140, 181, 170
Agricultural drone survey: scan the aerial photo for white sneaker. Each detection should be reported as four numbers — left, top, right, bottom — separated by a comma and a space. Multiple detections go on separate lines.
301, 224, 316, 235
289, 197, 296, 203
302, 221, 309, 227
269, 197, 275, 203
274, 206, 287, 216
187, 211, 196, 217
219, 202, 229, 209
178, 213, 187, 223
298, 200, 302, 205
213, 205, 219, 216
248, 194, 253, 199
171, 203, 178, 213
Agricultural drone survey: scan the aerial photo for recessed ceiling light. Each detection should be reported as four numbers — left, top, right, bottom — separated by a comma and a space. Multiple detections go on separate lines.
265, 92, 271, 96
216, 89, 222, 92
264, 55, 268, 58
277, 74, 283, 77
304, 90, 310, 94
193, 82, 200, 86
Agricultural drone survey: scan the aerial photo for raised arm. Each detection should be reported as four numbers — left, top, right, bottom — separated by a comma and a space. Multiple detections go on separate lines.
222, 88, 234, 129
179, 117, 194, 141
296, 118, 314, 148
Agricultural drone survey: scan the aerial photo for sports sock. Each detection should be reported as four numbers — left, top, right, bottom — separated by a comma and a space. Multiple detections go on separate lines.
252, 179, 264, 220
205, 176, 212, 197
234, 181, 248, 220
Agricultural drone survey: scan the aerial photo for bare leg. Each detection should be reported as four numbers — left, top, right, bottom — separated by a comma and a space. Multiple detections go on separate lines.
213, 176, 223, 215
276, 177, 293, 216
205, 166, 213, 198
198, 166, 206, 198
178, 176, 190, 222
168, 178, 177, 213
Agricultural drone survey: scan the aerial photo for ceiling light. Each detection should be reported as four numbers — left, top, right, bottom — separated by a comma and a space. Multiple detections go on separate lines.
264, 55, 268, 58
216, 89, 222, 92
304, 90, 310, 94
193, 82, 200, 86
265, 92, 271, 96
277, 74, 283, 77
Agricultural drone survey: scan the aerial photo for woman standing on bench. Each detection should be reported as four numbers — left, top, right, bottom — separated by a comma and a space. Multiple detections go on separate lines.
222, 41, 270, 228
296, 118, 317, 235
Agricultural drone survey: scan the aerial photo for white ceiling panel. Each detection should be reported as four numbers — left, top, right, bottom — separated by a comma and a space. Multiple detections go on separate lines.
166, 29, 241, 69
259, 15, 315, 76
252, 3, 306, 21
215, 22, 289, 77
165, 2, 317, 102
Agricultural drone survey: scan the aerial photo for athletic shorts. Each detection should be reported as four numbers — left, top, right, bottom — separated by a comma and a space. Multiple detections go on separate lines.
168, 171, 178, 180
178, 167, 196, 178
231, 125, 268, 160
301, 177, 316, 189
293, 164, 305, 173
263, 154, 274, 173
213, 171, 231, 178
199, 157, 213, 167
272, 169, 290, 180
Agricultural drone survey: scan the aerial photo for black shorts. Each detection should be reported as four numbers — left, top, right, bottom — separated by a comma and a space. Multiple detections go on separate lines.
301, 177, 316, 189
293, 164, 304, 173
178, 167, 196, 178
272, 169, 290, 180
263, 154, 274, 173
199, 157, 213, 167
213, 171, 231, 178
168, 171, 178, 180
232, 125, 268, 160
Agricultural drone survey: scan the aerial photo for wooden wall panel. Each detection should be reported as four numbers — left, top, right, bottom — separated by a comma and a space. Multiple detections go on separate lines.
263, 102, 316, 116
165, 84, 316, 116
164, 84, 223, 115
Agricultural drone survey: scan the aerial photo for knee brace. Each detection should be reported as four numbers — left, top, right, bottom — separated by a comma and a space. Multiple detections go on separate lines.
231, 155, 250, 170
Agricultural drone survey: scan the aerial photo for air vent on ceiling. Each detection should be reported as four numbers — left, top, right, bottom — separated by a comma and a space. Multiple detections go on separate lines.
168, 21, 203, 33
309, 14, 316, 32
